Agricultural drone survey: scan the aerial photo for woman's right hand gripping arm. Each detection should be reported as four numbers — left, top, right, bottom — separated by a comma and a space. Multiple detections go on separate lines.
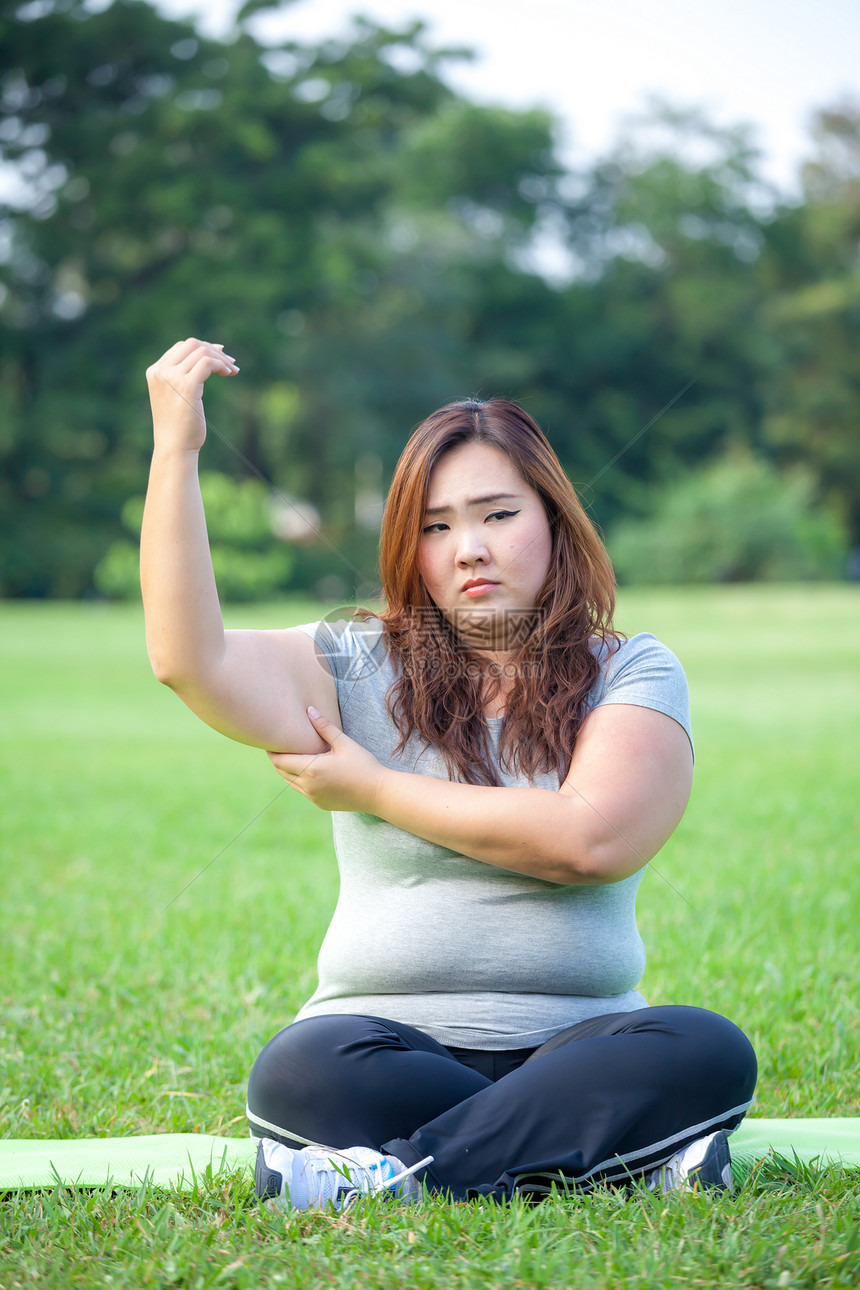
140, 338, 335, 755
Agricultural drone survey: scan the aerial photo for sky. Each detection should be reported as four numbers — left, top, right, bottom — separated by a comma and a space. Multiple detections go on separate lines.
156, 0, 860, 197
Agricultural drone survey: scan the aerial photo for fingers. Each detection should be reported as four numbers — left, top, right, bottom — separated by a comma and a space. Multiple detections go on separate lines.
185, 352, 234, 388
268, 751, 315, 775
168, 337, 203, 363
153, 337, 211, 373
148, 338, 238, 382
146, 339, 239, 454
176, 340, 238, 377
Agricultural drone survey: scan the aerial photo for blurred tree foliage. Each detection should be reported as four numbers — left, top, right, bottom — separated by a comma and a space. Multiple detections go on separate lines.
0, 0, 856, 596
94, 470, 294, 599
608, 447, 848, 584
759, 104, 860, 542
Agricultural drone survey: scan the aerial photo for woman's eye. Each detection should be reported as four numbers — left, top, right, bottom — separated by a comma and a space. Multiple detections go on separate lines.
421, 511, 519, 533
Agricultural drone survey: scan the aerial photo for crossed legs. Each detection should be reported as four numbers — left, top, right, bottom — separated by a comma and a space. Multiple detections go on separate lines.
247, 1006, 757, 1201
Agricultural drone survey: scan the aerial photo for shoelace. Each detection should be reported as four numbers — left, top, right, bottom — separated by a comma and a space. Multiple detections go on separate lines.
325, 1152, 435, 1208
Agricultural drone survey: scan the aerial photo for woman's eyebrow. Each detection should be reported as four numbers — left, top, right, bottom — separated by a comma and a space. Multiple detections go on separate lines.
423, 492, 523, 517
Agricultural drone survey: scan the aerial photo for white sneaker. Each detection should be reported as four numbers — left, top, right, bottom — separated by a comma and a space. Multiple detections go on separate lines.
647, 1129, 733, 1194
254, 1138, 434, 1211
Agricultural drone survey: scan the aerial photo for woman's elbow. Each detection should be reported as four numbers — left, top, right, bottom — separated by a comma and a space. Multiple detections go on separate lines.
569, 837, 649, 885
148, 654, 173, 686
146, 634, 206, 690
147, 644, 184, 688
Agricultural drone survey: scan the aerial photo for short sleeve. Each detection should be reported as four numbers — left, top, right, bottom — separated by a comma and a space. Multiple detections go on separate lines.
293, 616, 388, 684
591, 633, 694, 758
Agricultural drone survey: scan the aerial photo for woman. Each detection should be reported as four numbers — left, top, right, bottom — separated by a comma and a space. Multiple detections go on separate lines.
142, 338, 756, 1210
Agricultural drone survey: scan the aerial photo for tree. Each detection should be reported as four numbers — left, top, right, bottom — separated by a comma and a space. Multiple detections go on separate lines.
527, 103, 779, 531
758, 103, 860, 543
2, 8, 858, 595
607, 447, 848, 584
0, 0, 562, 595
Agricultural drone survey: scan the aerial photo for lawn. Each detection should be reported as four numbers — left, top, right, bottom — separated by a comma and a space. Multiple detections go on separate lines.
1, 587, 859, 1288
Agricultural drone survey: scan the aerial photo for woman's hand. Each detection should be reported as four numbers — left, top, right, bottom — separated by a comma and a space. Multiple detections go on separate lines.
268, 708, 387, 814
146, 337, 239, 454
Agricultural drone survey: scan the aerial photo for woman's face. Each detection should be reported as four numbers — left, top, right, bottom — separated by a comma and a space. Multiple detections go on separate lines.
417, 440, 553, 653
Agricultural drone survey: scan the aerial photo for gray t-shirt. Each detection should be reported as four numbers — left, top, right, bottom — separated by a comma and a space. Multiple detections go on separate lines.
293, 617, 693, 1050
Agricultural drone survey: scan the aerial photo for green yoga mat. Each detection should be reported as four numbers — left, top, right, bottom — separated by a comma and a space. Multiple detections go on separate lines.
0, 1134, 257, 1192
2, 1121, 859, 1192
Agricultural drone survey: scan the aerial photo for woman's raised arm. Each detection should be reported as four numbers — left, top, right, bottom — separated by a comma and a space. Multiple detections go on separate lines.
140, 338, 336, 754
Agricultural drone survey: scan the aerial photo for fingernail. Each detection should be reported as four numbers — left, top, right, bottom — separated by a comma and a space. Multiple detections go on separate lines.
307, 705, 320, 719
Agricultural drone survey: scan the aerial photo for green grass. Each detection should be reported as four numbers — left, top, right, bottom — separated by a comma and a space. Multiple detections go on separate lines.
1, 587, 859, 1288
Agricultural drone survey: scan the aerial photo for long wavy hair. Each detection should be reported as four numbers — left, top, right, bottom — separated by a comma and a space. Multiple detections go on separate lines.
376, 399, 621, 787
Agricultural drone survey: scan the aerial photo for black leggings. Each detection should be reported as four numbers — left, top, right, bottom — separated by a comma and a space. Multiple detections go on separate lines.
246, 1006, 757, 1201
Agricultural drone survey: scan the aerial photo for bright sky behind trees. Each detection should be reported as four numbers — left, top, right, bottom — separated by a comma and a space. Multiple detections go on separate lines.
159, 0, 860, 197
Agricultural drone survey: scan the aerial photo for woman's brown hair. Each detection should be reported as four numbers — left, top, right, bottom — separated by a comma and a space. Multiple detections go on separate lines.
376, 399, 620, 787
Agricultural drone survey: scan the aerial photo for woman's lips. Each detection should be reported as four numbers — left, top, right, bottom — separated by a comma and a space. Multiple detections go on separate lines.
462, 581, 498, 597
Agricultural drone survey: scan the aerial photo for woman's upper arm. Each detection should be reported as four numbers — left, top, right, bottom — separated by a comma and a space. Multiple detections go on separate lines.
168, 627, 339, 753
558, 703, 694, 881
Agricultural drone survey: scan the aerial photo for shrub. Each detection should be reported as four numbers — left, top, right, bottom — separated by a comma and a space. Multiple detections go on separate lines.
607, 449, 849, 584
94, 472, 294, 601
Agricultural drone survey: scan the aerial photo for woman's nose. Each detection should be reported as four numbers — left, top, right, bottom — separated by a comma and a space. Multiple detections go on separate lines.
455, 526, 491, 566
